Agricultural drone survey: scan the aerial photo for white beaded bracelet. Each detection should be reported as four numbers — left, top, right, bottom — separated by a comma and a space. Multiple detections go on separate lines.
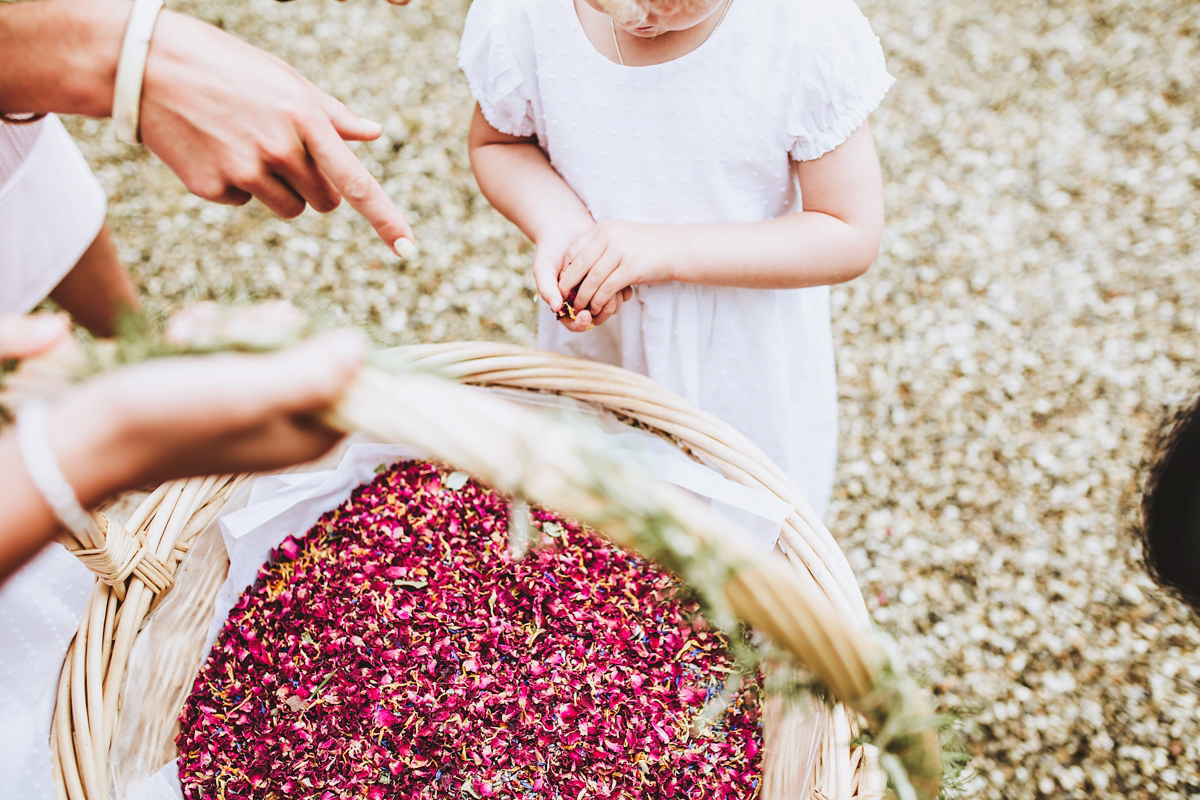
16, 398, 98, 540
113, 0, 165, 145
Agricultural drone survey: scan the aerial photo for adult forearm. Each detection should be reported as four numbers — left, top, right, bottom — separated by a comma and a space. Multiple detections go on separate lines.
469, 140, 593, 243
0, 409, 122, 582
0, 0, 127, 118
0, 327, 363, 582
0, 433, 68, 580
671, 211, 882, 290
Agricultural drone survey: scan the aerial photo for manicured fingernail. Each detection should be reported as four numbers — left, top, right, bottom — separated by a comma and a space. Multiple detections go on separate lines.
360, 118, 383, 131
393, 238, 418, 260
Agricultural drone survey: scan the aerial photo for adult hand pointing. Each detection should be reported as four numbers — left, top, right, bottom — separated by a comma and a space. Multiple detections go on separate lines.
0, 0, 415, 254
140, 8, 414, 254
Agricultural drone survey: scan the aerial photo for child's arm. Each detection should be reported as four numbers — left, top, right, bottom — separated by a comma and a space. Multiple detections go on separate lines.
467, 106, 627, 332
48, 223, 140, 338
557, 123, 885, 320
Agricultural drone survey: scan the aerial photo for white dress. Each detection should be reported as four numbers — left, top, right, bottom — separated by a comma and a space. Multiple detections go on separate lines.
458, 0, 893, 520
0, 114, 107, 313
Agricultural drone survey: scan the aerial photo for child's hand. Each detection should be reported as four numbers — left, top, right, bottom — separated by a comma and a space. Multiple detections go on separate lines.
553, 285, 633, 332
558, 221, 678, 323
532, 218, 630, 333
532, 228, 582, 315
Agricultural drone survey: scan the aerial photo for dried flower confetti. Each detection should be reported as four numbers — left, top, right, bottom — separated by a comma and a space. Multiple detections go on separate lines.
555, 286, 580, 321
177, 460, 762, 800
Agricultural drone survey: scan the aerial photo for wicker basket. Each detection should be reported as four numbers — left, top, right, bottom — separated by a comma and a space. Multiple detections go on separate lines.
46, 342, 941, 800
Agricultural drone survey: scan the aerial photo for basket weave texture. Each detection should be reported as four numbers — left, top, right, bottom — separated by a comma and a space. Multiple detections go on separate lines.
48, 342, 938, 800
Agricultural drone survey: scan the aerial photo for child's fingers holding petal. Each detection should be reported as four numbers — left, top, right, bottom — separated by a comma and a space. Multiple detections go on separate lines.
558, 230, 593, 291
572, 249, 622, 313
560, 308, 592, 333
564, 224, 599, 265
533, 252, 564, 309
559, 237, 609, 298
591, 293, 624, 327
588, 267, 634, 316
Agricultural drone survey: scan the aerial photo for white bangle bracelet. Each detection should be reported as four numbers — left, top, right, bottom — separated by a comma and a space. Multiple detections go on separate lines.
16, 398, 98, 540
113, 0, 165, 145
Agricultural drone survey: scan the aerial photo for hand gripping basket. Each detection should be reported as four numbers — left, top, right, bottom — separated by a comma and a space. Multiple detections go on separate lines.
46, 342, 941, 800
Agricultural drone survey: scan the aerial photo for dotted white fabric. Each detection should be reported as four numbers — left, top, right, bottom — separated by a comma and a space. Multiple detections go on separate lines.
0, 115, 107, 313
458, 0, 894, 519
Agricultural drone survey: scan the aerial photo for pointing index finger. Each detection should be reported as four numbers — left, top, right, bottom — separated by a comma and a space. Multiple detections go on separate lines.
305, 121, 414, 253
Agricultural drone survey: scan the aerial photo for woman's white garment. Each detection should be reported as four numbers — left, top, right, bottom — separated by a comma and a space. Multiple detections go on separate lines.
0, 115, 106, 799
458, 0, 893, 520
0, 115, 107, 313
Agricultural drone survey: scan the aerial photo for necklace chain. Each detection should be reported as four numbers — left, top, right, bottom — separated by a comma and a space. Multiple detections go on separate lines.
611, 0, 733, 67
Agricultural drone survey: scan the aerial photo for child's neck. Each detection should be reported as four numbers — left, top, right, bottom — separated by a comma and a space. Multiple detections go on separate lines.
574, 0, 732, 67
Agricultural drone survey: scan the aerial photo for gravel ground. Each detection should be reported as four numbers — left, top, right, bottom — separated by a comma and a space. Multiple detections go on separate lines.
66, 0, 1200, 797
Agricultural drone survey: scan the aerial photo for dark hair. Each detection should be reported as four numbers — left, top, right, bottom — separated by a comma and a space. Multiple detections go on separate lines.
0, 112, 47, 124
1139, 391, 1200, 611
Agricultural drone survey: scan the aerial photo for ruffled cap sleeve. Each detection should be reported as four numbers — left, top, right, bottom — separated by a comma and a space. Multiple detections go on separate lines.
786, 0, 895, 161
457, 0, 537, 138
